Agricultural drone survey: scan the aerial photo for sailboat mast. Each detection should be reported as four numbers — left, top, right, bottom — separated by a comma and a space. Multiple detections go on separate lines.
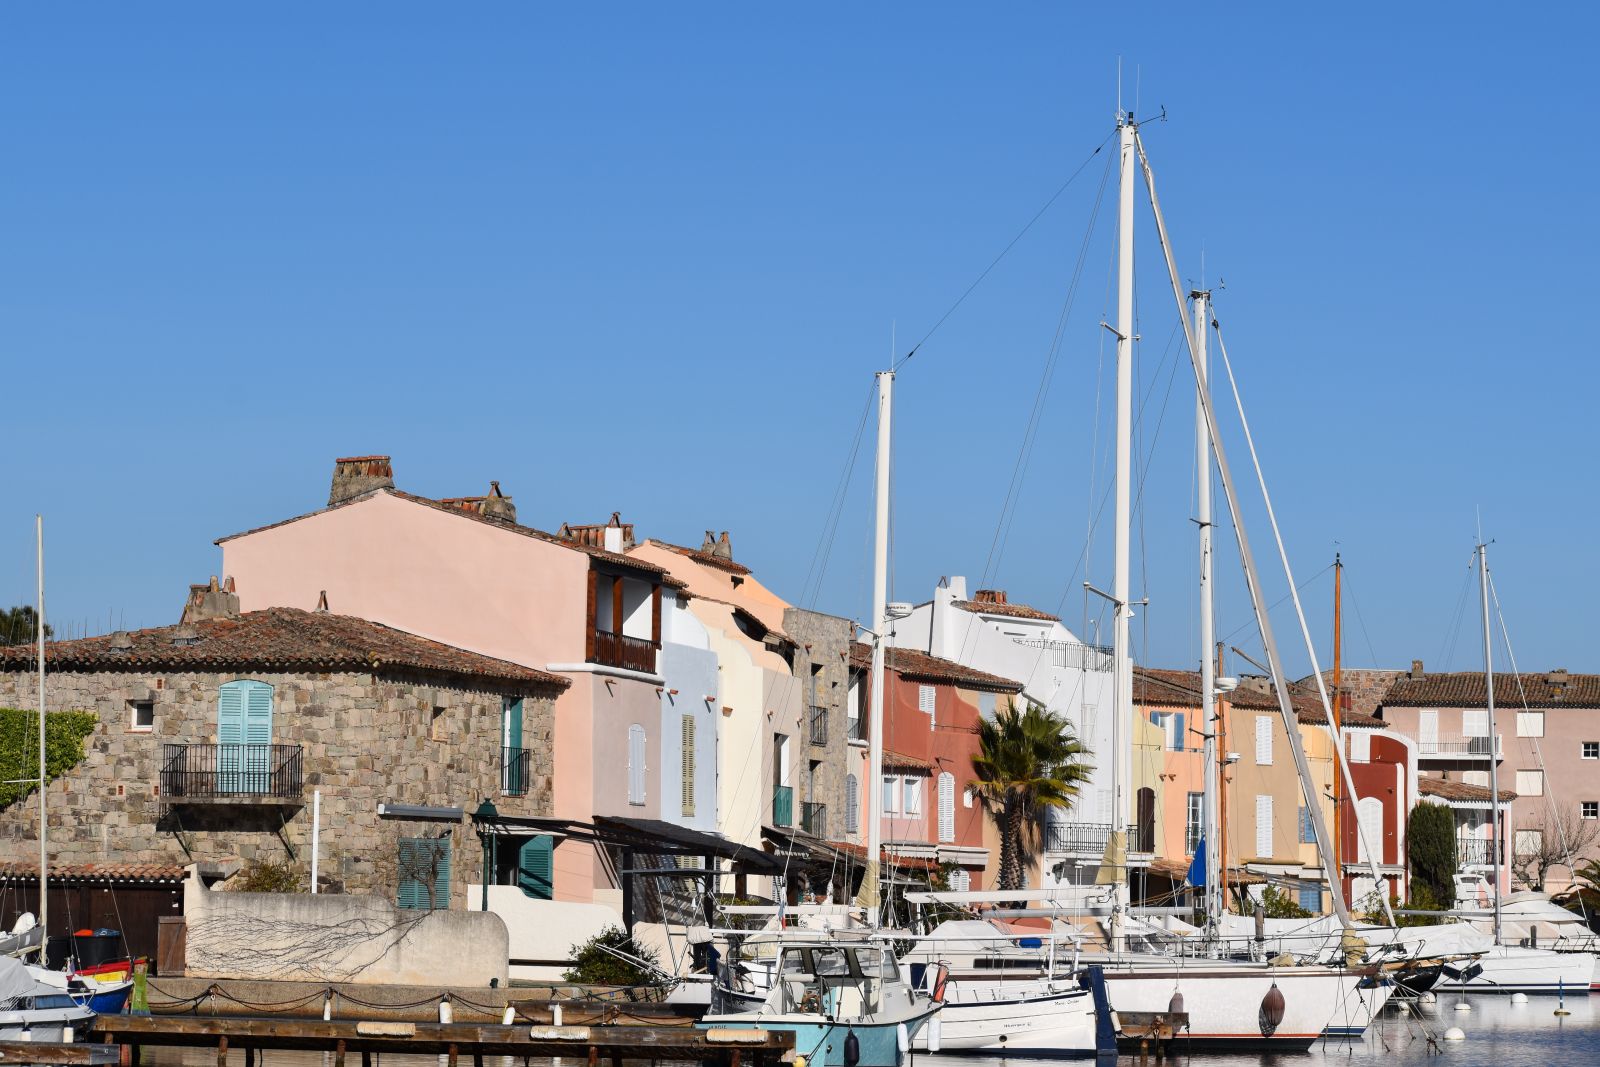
1192, 289, 1219, 928
1110, 111, 1137, 947
1477, 540, 1502, 944
1331, 554, 1342, 893
865, 370, 894, 928
36, 514, 48, 942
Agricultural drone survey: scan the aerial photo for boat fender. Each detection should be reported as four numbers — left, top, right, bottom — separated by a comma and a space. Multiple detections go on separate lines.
927, 1016, 942, 1053
896, 1022, 910, 1053
844, 1029, 861, 1067
1167, 990, 1184, 1016
1258, 981, 1285, 1038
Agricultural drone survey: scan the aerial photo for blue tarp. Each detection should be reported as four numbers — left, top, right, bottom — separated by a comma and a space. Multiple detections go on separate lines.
1185, 836, 1206, 887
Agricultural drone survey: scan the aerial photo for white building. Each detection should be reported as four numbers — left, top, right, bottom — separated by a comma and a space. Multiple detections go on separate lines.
888, 575, 1116, 886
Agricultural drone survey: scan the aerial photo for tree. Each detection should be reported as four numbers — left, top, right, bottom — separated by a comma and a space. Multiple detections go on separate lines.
1510, 805, 1600, 891
969, 701, 1093, 891
0, 606, 51, 646
1407, 802, 1458, 905
1261, 886, 1312, 919
563, 925, 664, 987
233, 858, 303, 893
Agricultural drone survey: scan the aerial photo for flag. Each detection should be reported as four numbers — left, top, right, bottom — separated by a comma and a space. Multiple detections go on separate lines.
1185, 836, 1207, 888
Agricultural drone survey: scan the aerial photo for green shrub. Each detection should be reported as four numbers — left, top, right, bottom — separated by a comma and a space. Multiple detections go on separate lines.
1261, 886, 1313, 918
0, 708, 97, 808
233, 858, 303, 893
563, 925, 663, 987
1407, 804, 1458, 905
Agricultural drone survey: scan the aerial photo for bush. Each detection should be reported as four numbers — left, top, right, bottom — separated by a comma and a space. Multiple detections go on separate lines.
0, 709, 97, 809
563, 926, 663, 987
1408, 804, 1458, 905
233, 858, 303, 893
1261, 886, 1313, 919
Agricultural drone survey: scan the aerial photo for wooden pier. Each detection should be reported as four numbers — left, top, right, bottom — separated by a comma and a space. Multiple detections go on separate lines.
0, 1042, 123, 1066
90, 1015, 793, 1067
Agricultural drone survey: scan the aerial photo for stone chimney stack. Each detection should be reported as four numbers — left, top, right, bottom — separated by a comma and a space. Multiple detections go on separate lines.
974, 589, 1009, 606
713, 531, 733, 560
480, 481, 517, 524
1410, 659, 1425, 679
329, 456, 394, 505
181, 576, 240, 624
701, 531, 717, 554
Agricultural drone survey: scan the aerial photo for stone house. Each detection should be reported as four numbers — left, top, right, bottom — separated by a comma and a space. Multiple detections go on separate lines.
0, 595, 563, 940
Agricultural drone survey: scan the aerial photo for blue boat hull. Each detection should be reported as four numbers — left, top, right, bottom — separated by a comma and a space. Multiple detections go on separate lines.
701, 1019, 911, 1067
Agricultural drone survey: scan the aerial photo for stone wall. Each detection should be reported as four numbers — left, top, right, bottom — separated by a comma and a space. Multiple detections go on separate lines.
783, 607, 854, 845
0, 667, 554, 909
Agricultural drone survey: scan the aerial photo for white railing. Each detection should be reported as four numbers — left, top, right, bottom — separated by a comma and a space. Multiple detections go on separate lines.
1012, 638, 1115, 672
1418, 734, 1503, 758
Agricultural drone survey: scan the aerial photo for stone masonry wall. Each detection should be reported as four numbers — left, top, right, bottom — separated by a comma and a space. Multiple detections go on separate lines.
0, 668, 554, 909
784, 607, 854, 844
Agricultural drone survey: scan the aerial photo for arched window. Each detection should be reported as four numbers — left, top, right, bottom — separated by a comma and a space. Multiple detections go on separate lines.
627, 724, 647, 805
937, 772, 955, 843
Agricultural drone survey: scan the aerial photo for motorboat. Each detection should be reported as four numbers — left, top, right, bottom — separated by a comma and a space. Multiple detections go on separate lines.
0, 956, 97, 1042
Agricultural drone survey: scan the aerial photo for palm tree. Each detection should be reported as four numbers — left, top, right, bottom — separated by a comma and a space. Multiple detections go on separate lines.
969, 701, 1093, 891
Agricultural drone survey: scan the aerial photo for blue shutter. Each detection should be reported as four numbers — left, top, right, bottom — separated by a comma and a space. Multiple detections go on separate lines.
397, 840, 423, 909
398, 838, 451, 910
1173, 713, 1186, 751
432, 839, 452, 909
218, 684, 245, 744
218, 681, 271, 793
1298, 806, 1314, 845
518, 836, 554, 900
1298, 886, 1320, 913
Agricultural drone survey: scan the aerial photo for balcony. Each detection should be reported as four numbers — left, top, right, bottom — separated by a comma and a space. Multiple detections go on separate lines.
847, 715, 867, 742
808, 706, 829, 746
802, 802, 828, 837
1043, 822, 1149, 857
501, 746, 532, 796
772, 785, 794, 827
1458, 835, 1504, 866
1011, 637, 1115, 672
1419, 735, 1503, 759
160, 743, 303, 804
590, 629, 657, 674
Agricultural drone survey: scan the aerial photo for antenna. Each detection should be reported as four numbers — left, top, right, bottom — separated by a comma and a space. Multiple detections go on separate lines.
1135, 64, 1141, 118
1116, 56, 1123, 121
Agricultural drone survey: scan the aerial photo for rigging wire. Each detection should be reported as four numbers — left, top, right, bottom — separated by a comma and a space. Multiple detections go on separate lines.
894, 130, 1116, 372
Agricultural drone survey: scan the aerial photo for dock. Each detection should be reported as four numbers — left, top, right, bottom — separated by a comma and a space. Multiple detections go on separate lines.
90, 1015, 793, 1067
0, 1042, 123, 1066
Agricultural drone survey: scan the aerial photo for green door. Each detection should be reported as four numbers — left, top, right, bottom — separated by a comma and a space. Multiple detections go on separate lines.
502, 698, 525, 795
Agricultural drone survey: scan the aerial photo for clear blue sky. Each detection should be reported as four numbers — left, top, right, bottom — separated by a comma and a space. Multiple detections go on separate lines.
4, 4, 1596, 679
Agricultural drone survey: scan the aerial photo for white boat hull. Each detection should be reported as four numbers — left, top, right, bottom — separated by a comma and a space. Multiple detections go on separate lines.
911, 981, 1096, 1055
1434, 945, 1596, 994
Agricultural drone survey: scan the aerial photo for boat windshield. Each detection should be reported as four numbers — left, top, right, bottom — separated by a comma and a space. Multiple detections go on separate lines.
773, 945, 887, 1017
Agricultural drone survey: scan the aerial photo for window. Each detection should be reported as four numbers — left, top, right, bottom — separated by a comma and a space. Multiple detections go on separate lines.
429, 706, 445, 741
938, 773, 956, 843
1517, 711, 1544, 738
948, 868, 972, 893
1583, 802, 1599, 821
1255, 794, 1273, 857
681, 715, 696, 818
517, 836, 554, 900
129, 700, 154, 732
1185, 792, 1204, 854
1298, 886, 1321, 914
502, 698, 526, 796
1515, 829, 1543, 859
1255, 716, 1273, 765
1462, 708, 1488, 738
979, 693, 997, 721
1516, 769, 1544, 797
918, 685, 936, 716
1151, 711, 1184, 751
882, 775, 899, 814
1298, 805, 1316, 845
218, 680, 273, 793
809, 663, 823, 707
904, 777, 923, 816
1348, 730, 1371, 763
845, 774, 859, 832
628, 724, 647, 805
397, 837, 451, 910
1356, 797, 1383, 863
1585, 742, 1599, 760
1462, 770, 1490, 787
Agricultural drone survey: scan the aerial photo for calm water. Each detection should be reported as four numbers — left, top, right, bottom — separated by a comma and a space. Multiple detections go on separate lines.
132, 994, 1600, 1067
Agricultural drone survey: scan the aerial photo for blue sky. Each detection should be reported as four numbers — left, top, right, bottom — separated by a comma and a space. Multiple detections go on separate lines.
3, 4, 1596, 678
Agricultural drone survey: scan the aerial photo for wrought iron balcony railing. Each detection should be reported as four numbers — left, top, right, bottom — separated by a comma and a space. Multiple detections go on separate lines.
1458, 835, 1504, 866
808, 706, 829, 746
802, 802, 827, 838
847, 715, 867, 742
160, 743, 303, 803
502, 746, 532, 796
1043, 822, 1149, 855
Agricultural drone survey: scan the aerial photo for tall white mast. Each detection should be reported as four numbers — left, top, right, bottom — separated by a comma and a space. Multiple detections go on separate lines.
1108, 110, 1137, 948
36, 514, 48, 942
1478, 540, 1503, 944
1192, 290, 1220, 928
864, 369, 893, 927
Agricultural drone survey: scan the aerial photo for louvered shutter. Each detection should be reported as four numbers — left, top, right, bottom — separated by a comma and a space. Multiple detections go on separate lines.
937, 772, 955, 843
518, 835, 554, 900
1419, 709, 1438, 753
628, 725, 646, 805
1298, 805, 1314, 844
845, 774, 858, 832
1348, 729, 1371, 763
396, 840, 422, 909
218, 683, 245, 744
918, 686, 935, 716
1255, 794, 1273, 857
432, 839, 451, 909
681, 715, 696, 817
1462, 708, 1488, 737
1357, 797, 1383, 863
398, 839, 448, 909
1255, 716, 1273, 765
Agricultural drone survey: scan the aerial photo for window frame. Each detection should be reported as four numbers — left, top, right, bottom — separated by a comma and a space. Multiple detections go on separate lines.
128, 699, 155, 733
903, 777, 923, 816
1583, 802, 1599, 821
1585, 741, 1600, 760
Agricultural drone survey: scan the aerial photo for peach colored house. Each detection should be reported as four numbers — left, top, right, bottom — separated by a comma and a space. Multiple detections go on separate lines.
218, 457, 674, 907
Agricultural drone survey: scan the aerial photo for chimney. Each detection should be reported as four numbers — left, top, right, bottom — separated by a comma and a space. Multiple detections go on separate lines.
603, 512, 625, 553
480, 481, 517, 524
1547, 668, 1569, 688
1410, 659, 1425, 679
713, 531, 733, 560
329, 456, 394, 506
974, 589, 1008, 606
180, 576, 240, 624
701, 531, 717, 554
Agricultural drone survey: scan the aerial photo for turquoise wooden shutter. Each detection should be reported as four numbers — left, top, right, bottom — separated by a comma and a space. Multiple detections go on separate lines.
398, 838, 451, 909
503, 698, 525, 794
518, 836, 554, 900
218, 682, 247, 793
432, 839, 452, 909
396, 839, 423, 909
243, 681, 274, 792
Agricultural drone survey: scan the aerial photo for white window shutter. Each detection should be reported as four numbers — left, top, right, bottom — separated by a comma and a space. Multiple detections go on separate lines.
938, 772, 955, 843
918, 685, 936, 715
1348, 730, 1371, 763
1356, 796, 1383, 863
1419, 709, 1438, 752
845, 774, 858, 832
1462, 708, 1488, 737
1255, 794, 1273, 857
1516, 769, 1544, 797
681, 716, 696, 817
1255, 716, 1273, 765
628, 725, 646, 805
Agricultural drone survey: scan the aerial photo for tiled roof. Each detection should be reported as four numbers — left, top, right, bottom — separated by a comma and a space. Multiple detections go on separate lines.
216, 488, 665, 576
1133, 667, 1385, 727
643, 539, 752, 576
1418, 777, 1517, 803
0, 862, 187, 883
849, 643, 1024, 694
883, 750, 935, 773
952, 599, 1060, 622
1383, 671, 1600, 710
0, 608, 570, 691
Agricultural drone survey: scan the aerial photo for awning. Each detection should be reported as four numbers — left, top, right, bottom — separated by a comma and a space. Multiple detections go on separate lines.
595, 816, 785, 875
